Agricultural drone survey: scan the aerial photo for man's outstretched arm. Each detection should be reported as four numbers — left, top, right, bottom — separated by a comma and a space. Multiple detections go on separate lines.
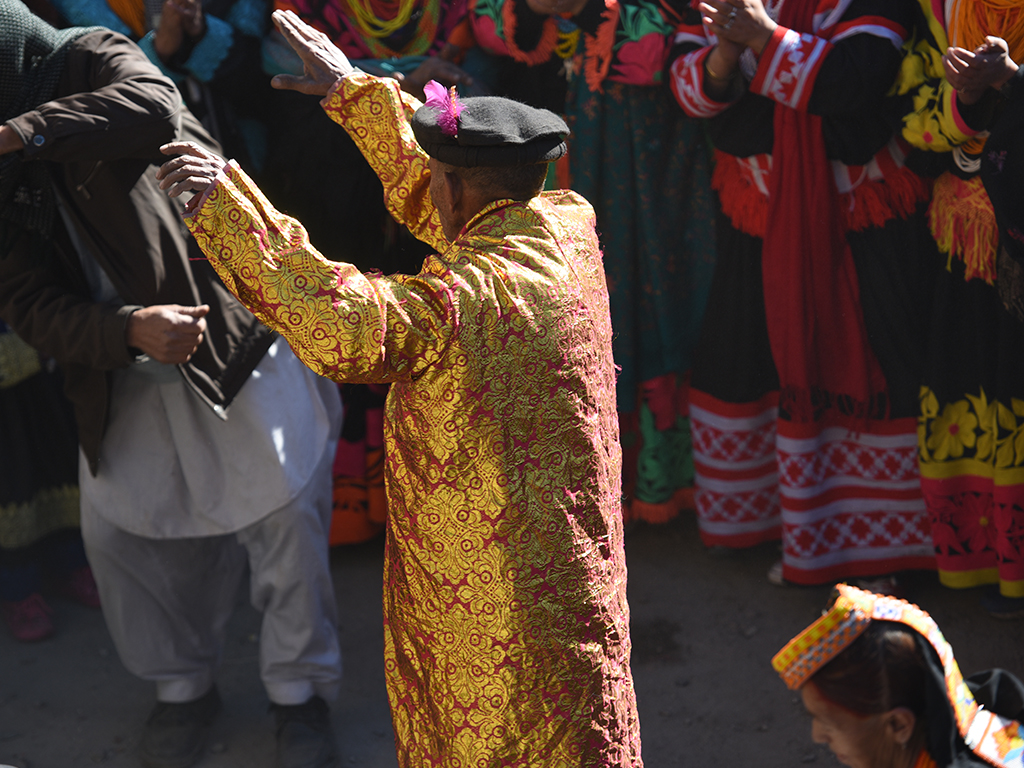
270, 10, 448, 252
157, 142, 457, 383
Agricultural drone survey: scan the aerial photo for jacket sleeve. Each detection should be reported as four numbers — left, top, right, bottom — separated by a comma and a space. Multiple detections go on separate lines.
4, 30, 182, 164
321, 72, 449, 253
0, 31, 179, 369
184, 160, 456, 384
0, 236, 139, 370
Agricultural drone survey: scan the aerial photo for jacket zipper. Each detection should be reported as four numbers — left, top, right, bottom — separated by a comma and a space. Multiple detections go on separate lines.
76, 161, 103, 200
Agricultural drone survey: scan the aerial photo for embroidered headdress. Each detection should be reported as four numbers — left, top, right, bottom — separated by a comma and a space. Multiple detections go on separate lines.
411, 80, 569, 168
773, 585, 1024, 768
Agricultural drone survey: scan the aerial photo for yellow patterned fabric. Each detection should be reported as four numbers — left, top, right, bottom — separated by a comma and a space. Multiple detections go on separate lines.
184, 72, 642, 767
0, 330, 42, 389
896, 0, 978, 153
0, 485, 80, 550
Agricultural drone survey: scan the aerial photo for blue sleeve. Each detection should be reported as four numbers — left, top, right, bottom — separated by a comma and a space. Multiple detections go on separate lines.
49, 0, 134, 35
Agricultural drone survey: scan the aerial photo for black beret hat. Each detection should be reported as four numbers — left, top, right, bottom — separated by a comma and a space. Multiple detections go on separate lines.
411, 93, 569, 168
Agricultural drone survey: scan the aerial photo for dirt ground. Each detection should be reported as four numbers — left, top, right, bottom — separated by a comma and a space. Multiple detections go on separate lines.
1, 511, 1022, 768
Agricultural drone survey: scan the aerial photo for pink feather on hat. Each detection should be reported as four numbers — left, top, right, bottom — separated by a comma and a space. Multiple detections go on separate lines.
423, 80, 464, 138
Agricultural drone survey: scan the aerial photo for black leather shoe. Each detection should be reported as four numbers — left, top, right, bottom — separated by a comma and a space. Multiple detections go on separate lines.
271, 696, 340, 768
140, 687, 222, 768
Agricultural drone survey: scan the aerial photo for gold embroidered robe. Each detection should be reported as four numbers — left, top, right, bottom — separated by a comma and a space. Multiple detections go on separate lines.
184, 72, 643, 767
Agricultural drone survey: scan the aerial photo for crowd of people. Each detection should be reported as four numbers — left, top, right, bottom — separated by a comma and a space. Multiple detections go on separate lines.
1, 0, 1023, 765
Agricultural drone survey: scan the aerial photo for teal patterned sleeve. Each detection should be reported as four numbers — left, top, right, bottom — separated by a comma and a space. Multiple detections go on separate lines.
49, 0, 132, 34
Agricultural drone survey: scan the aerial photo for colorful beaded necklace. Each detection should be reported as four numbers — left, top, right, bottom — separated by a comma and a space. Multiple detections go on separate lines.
344, 0, 440, 57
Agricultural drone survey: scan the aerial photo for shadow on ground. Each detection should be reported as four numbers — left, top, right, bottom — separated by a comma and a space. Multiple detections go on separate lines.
1, 513, 1020, 767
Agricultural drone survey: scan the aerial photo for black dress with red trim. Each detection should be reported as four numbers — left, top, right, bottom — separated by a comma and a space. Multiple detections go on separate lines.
917, 65, 1024, 601
666, 0, 937, 584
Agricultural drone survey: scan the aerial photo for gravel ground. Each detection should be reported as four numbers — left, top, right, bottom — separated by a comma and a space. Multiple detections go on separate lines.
1, 511, 1021, 768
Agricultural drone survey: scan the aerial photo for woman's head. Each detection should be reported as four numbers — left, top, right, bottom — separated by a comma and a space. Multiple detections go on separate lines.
775, 585, 1023, 768
802, 621, 928, 768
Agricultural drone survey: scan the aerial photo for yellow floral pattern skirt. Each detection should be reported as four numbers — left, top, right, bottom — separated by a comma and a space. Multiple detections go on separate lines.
918, 258, 1024, 598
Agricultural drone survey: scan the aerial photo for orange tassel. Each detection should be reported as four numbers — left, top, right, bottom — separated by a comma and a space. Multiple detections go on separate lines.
106, 0, 146, 37
583, 0, 619, 93
711, 151, 769, 238
841, 163, 931, 233
928, 172, 998, 284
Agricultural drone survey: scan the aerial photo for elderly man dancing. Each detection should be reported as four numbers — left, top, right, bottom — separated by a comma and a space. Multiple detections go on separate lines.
158, 9, 643, 766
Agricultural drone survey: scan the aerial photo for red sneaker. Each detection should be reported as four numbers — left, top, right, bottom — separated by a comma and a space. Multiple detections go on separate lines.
1, 593, 55, 642
61, 566, 101, 609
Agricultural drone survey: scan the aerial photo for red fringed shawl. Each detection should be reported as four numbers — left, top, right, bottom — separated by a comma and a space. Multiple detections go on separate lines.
761, 0, 888, 423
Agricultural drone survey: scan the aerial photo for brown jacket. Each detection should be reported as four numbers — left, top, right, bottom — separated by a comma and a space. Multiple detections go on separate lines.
0, 30, 274, 474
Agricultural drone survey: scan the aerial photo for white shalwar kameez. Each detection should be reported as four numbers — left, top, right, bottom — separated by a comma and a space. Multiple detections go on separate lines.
80, 337, 342, 705
67, 200, 343, 706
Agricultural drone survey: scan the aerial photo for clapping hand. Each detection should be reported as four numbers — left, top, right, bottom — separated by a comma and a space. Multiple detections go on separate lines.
944, 36, 1020, 105
700, 0, 776, 55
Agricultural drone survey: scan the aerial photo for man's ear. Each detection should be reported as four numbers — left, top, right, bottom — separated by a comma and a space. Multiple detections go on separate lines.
884, 707, 917, 747
443, 170, 463, 212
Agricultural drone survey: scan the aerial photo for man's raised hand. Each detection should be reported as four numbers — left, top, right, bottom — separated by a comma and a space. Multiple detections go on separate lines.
270, 10, 356, 96
157, 142, 228, 213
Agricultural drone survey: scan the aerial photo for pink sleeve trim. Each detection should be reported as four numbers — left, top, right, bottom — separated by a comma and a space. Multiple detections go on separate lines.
950, 90, 983, 137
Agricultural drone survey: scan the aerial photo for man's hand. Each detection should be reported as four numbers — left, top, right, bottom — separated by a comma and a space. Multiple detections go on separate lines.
157, 142, 228, 213
127, 304, 210, 364
0, 124, 25, 156
944, 37, 1020, 105
397, 56, 474, 100
269, 9, 355, 96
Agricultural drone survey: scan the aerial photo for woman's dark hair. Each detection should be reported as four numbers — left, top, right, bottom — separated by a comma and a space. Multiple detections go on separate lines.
812, 620, 928, 719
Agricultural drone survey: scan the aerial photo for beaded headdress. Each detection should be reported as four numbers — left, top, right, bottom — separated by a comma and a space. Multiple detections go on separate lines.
773, 585, 1024, 768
